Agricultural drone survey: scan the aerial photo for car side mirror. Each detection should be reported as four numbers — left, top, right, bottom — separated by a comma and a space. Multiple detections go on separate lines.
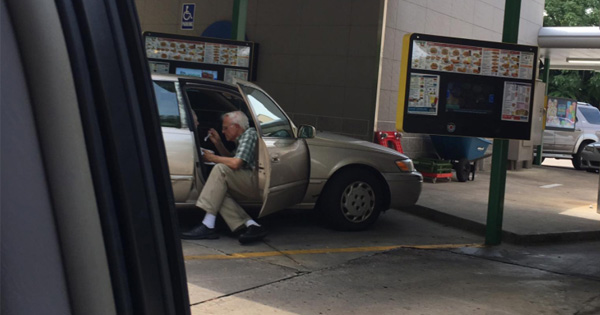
298, 125, 316, 139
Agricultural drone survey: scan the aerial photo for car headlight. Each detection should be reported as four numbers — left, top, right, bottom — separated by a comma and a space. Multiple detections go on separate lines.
395, 159, 414, 172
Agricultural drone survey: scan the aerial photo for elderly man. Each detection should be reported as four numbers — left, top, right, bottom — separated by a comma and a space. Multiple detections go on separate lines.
181, 110, 267, 244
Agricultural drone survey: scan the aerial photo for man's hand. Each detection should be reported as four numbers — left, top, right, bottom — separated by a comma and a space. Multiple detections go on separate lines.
207, 128, 232, 157
207, 128, 221, 145
202, 149, 243, 170
202, 149, 216, 163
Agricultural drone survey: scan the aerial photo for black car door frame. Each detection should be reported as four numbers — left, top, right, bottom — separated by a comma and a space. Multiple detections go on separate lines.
5, 0, 191, 314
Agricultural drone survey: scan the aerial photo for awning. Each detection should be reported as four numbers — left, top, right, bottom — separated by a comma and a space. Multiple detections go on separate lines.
538, 26, 600, 70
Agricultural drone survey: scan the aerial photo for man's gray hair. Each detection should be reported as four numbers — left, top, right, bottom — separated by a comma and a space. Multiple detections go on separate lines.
223, 110, 250, 130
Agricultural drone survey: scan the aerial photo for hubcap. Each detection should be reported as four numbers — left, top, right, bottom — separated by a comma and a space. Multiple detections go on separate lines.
340, 181, 375, 222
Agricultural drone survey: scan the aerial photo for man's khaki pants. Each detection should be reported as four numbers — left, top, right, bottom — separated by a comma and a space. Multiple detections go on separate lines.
196, 163, 260, 231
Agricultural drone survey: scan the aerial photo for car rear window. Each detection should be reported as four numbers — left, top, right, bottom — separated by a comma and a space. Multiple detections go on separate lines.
153, 81, 181, 128
580, 106, 600, 125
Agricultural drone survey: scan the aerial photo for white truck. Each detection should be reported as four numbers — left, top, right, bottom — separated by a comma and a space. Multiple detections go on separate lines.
542, 102, 600, 169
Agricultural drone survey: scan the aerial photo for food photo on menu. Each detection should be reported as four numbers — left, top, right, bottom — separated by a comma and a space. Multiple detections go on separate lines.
412, 40, 483, 75
411, 40, 534, 81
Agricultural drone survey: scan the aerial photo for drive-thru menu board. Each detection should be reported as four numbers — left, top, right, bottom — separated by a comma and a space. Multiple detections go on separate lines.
545, 97, 578, 131
397, 33, 538, 140
411, 41, 535, 80
502, 82, 532, 121
144, 32, 258, 82
408, 73, 440, 115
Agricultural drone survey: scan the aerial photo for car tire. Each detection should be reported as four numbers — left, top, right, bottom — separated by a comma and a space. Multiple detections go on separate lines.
573, 142, 593, 170
455, 158, 470, 182
319, 169, 384, 231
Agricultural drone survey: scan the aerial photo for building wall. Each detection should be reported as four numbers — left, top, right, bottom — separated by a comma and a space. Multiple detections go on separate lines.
136, 0, 384, 140
377, 0, 545, 158
135, 0, 545, 153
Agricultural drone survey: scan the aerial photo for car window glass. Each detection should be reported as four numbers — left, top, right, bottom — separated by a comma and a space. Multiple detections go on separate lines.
580, 107, 600, 125
240, 86, 293, 138
153, 81, 181, 128
185, 88, 242, 113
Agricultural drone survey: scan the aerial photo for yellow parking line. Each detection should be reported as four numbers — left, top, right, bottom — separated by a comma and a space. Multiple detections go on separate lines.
184, 243, 483, 261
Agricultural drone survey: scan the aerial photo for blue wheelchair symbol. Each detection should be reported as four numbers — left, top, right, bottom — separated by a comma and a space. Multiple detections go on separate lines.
181, 4, 195, 30
183, 5, 193, 21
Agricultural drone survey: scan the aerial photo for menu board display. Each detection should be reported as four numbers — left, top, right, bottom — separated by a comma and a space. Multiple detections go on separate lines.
175, 68, 218, 80
398, 33, 538, 140
545, 97, 577, 130
407, 73, 439, 115
411, 40, 535, 80
143, 32, 257, 82
146, 36, 250, 67
445, 80, 498, 115
149, 61, 169, 74
224, 69, 249, 82
501, 82, 532, 122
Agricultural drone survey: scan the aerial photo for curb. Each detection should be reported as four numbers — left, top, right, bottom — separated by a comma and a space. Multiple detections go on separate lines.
402, 205, 600, 244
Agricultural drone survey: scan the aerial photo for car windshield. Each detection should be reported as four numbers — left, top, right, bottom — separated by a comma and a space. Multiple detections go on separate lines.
580, 107, 600, 125
153, 81, 181, 128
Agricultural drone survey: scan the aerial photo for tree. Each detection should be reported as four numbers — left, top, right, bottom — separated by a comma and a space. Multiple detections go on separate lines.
548, 70, 600, 107
544, 0, 599, 26
544, 0, 600, 107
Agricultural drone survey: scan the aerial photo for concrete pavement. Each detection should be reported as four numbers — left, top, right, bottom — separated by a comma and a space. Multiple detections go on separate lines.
195, 247, 599, 314
182, 159, 600, 314
406, 160, 600, 243
182, 208, 600, 314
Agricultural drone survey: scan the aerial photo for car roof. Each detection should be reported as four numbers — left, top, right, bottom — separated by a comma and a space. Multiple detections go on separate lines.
151, 73, 190, 82
577, 102, 593, 107
151, 73, 239, 90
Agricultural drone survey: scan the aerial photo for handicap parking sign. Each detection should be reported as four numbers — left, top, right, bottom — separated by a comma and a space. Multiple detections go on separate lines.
181, 3, 195, 30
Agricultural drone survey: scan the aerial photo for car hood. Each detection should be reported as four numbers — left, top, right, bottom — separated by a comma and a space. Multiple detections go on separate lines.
307, 131, 410, 159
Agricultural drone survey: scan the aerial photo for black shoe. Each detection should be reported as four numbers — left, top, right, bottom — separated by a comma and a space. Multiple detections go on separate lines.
181, 224, 219, 240
238, 225, 268, 244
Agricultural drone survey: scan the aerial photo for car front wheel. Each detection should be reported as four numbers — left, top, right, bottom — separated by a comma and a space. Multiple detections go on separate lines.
573, 142, 593, 170
319, 169, 384, 231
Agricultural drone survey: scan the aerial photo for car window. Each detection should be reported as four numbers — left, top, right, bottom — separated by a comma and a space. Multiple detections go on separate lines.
153, 81, 181, 128
185, 88, 242, 113
580, 107, 600, 125
240, 85, 293, 138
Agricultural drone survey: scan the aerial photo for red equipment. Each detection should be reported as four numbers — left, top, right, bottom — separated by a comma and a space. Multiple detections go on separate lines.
374, 131, 403, 153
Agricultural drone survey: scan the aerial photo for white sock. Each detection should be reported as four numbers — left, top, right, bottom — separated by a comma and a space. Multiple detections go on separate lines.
245, 219, 260, 227
202, 214, 217, 229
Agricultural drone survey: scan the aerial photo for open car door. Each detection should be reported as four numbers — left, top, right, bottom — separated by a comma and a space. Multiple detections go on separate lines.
235, 80, 310, 217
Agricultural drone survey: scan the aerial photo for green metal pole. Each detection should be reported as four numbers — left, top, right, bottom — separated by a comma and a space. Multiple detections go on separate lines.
542, 57, 551, 90
231, 0, 248, 41
485, 0, 521, 245
534, 57, 550, 165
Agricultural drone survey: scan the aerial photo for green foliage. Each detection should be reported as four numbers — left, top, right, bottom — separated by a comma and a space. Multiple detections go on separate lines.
544, 0, 599, 26
548, 70, 600, 106
548, 71, 580, 99
543, 0, 600, 107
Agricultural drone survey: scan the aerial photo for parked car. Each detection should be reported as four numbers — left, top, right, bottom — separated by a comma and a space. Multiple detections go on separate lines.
542, 102, 600, 169
581, 142, 600, 173
153, 74, 423, 230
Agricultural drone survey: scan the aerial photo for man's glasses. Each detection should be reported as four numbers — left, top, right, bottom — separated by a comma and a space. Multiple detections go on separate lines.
222, 124, 236, 132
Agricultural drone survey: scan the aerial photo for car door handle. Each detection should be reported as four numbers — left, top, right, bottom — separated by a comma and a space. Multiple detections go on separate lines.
271, 154, 280, 163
